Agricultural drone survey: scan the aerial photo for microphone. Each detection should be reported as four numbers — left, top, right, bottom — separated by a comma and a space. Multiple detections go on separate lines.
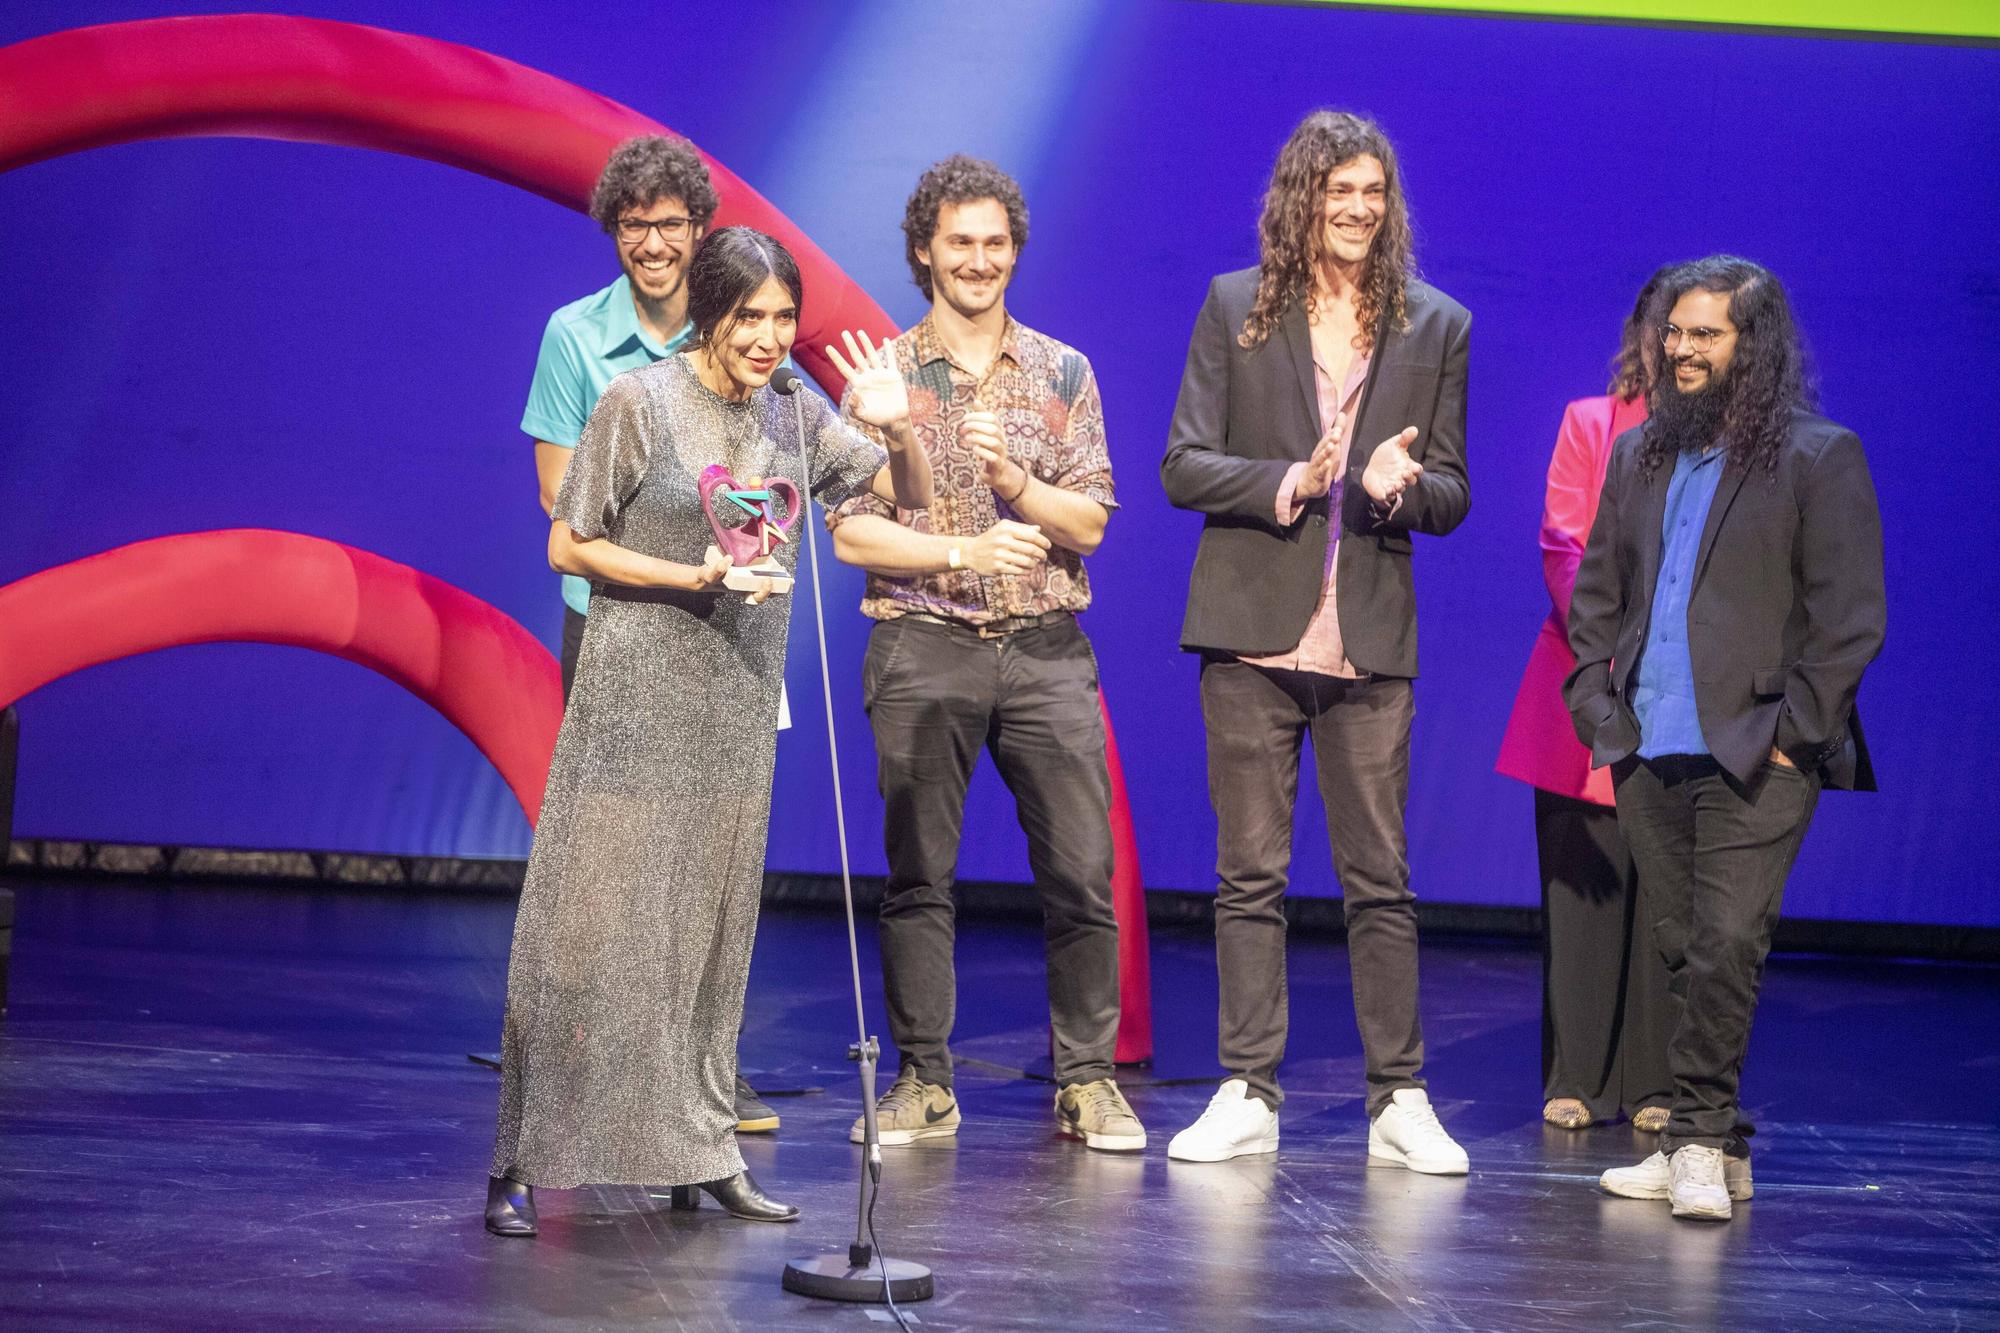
771, 366, 803, 396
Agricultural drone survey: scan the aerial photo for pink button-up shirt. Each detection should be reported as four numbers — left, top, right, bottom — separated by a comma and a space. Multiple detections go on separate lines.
1241, 346, 1373, 678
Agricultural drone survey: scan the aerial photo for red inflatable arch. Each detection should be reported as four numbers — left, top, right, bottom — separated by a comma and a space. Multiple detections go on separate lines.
0, 15, 1151, 1060
0, 14, 886, 397
0, 531, 564, 823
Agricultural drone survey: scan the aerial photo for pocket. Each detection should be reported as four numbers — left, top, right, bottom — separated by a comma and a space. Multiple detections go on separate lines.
1376, 533, 1413, 556
862, 620, 908, 711
1075, 625, 1102, 692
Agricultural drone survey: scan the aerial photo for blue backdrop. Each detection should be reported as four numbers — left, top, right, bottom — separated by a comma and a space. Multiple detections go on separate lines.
3, 1, 1995, 926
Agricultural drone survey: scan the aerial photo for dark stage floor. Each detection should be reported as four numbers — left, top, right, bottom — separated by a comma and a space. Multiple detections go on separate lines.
1, 877, 1995, 1331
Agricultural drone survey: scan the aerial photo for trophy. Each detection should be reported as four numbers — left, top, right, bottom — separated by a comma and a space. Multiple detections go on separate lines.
698, 464, 802, 595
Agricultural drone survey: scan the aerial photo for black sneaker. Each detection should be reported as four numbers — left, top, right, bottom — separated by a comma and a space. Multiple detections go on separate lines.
735, 1075, 779, 1133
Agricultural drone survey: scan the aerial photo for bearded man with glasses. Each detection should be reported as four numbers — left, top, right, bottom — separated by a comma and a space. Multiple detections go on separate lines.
517, 134, 779, 1135
1566, 255, 1885, 1221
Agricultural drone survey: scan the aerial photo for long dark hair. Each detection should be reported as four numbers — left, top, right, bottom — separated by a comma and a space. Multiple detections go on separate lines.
1607, 263, 1682, 401
1641, 255, 1815, 477
685, 226, 802, 349
1241, 110, 1413, 352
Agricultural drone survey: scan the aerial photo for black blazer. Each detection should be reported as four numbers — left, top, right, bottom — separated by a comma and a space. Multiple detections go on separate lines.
1563, 410, 1885, 790
1160, 266, 1471, 676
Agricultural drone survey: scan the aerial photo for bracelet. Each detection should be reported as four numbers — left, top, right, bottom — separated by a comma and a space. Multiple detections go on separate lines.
1003, 472, 1031, 504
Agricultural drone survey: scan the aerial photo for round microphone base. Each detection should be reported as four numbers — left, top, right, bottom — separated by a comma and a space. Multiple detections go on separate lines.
782, 1254, 934, 1304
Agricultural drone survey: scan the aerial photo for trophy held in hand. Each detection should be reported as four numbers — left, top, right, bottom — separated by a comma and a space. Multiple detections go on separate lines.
698, 464, 801, 595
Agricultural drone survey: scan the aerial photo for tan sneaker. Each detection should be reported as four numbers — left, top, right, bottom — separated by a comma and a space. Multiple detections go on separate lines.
850, 1071, 959, 1146
1055, 1078, 1147, 1152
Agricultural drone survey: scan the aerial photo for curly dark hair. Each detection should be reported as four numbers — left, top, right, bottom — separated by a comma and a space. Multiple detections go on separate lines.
686, 226, 802, 350
1241, 110, 1413, 351
588, 135, 719, 235
901, 154, 1029, 301
1606, 263, 1683, 400
1640, 255, 1816, 478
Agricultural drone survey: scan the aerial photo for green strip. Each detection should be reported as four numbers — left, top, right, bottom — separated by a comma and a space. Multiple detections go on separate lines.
1294, 0, 2000, 40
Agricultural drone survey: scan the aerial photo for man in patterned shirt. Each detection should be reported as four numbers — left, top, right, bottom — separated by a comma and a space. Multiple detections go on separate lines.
828, 155, 1143, 1153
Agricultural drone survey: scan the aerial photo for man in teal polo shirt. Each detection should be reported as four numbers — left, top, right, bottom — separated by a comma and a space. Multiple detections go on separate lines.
524, 135, 711, 693
519, 135, 779, 1133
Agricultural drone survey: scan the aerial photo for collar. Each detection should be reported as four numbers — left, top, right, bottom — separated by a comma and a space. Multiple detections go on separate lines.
910, 311, 1023, 373
601, 274, 693, 360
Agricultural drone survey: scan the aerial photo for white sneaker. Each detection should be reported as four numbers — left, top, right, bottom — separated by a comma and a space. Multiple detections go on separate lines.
1367, 1088, 1469, 1175
1167, 1079, 1280, 1162
1668, 1145, 1735, 1220
1600, 1149, 1753, 1203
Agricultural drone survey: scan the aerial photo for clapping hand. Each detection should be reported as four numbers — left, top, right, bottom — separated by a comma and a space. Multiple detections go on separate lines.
966, 520, 1051, 576
1361, 427, 1423, 506
961, 408, 1027, 499
1295, 417, 1345, 501
826, 330, 910, 433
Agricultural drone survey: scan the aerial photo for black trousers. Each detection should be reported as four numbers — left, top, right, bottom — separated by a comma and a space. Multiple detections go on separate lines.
1613, 755, 1821, 1154
1536, 788, 1672, 1122
1199, 659, 1424, 1117
864, 614, 1120, 1089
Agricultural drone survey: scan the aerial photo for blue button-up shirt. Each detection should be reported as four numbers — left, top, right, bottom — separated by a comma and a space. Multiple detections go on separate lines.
1632, 447, 1728, 758
522, 275, 693, 614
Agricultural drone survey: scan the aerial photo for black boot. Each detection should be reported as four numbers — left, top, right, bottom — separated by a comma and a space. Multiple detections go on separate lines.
485, 1175, 538, 1237
668, 1169, 798, 1222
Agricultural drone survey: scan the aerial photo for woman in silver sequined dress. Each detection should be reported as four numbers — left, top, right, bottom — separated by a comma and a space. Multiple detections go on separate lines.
485, 228, 931, 1236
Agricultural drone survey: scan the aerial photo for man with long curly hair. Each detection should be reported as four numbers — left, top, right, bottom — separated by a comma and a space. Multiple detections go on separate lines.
518, 134, 779, 1135
828, 154, 1141, 1154
1567, 255, 1884, 1221
1160, 110, 1471, 1171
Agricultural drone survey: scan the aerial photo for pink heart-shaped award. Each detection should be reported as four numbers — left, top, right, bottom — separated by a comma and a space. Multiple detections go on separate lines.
698, 464, 802, 566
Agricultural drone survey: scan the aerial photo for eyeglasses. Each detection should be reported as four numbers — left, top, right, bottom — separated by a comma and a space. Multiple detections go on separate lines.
616, 216, 694, 243
1662, 323, 1732, 353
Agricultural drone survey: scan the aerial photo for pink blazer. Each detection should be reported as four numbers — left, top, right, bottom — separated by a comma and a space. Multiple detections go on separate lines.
1495, 393, 1649, 805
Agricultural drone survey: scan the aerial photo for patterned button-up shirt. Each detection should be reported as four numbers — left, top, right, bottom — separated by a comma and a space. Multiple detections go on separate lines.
828, 313, 1117, 624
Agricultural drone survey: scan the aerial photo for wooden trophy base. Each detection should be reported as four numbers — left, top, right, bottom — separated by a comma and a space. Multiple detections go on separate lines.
722, 559, 793, 595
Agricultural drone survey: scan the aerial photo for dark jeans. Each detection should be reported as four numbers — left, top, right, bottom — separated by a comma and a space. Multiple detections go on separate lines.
1614, 754, 1821, 1154
1536, 789, 1672, 1121
865, 613, 1119, 1089
560, 605, 587, 702
1199, 659, 1424, 1117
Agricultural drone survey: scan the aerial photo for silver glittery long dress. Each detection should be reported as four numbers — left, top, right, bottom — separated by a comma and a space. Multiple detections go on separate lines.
491, 353, 884, 1189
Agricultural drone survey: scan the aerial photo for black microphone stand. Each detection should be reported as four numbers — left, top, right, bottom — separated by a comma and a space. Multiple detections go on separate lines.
772, 369, 933, 1308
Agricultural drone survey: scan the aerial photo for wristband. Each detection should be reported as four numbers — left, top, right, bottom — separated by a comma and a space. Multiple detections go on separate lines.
947, 545, 963, 571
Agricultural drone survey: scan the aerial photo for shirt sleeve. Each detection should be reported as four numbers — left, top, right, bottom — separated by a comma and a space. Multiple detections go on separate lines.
1275, 461, 1309, 525
1039, 354, 1117, 511
521, 314, 593, 447
552, 372, 652, 540
1541, 400, 1608, 626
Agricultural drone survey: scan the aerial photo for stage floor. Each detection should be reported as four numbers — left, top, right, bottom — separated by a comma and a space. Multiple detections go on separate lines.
0, 877, 1994, 1331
